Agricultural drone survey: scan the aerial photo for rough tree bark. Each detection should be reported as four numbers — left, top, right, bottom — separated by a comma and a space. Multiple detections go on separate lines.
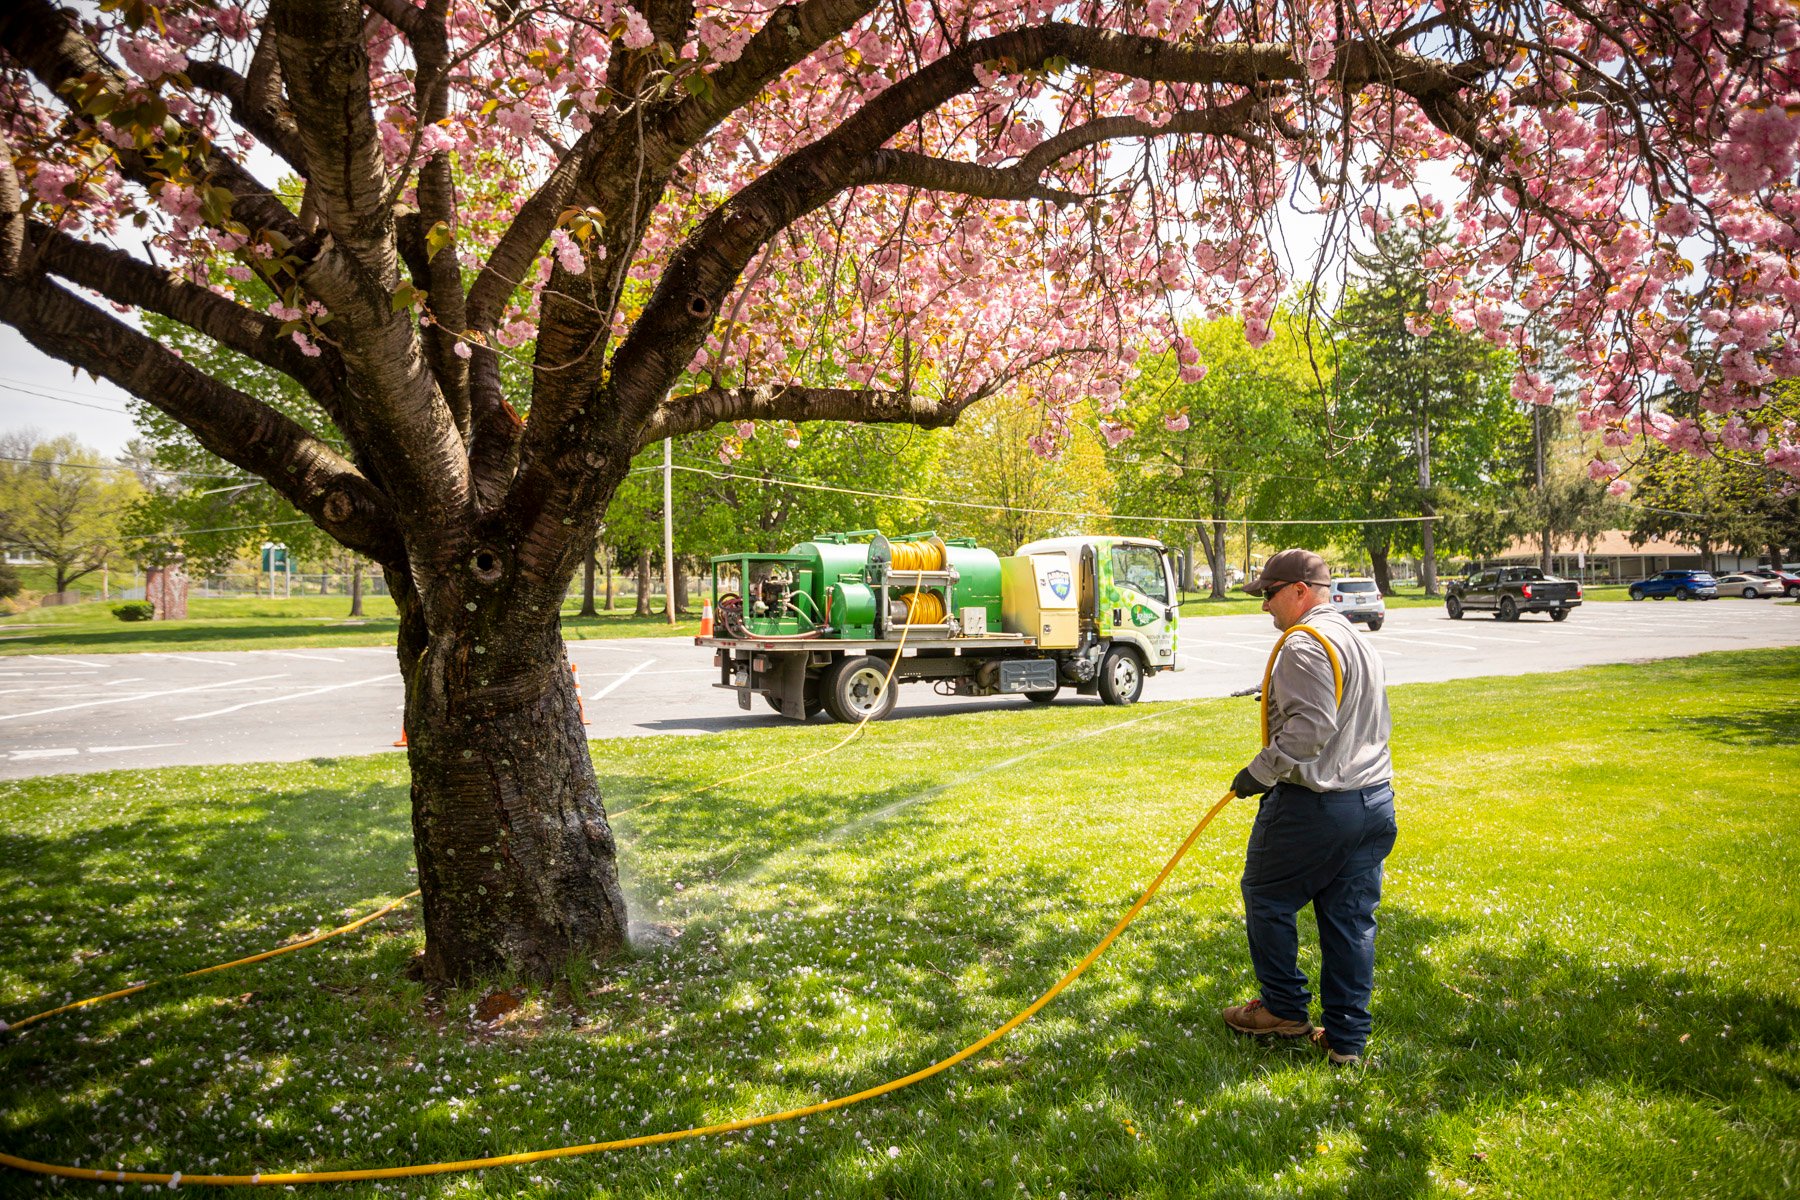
349, 558, 364, 617
634, 551, 653, 617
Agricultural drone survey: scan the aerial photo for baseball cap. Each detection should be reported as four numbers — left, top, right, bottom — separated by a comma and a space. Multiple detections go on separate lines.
1243, 548, 1332, 595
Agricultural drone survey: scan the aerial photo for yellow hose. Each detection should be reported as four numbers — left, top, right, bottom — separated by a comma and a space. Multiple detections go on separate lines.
900, 590, 946, 624
888, 536, 946, 572
0, 614, 1346, 1188
0, 789, 1238, 1188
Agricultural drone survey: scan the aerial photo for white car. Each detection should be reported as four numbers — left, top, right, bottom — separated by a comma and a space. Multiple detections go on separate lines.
1716, 572, 1786, 598
1329, 578, 1386, 630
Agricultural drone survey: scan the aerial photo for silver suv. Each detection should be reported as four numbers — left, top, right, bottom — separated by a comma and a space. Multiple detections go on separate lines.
1329, 578, 1386, 630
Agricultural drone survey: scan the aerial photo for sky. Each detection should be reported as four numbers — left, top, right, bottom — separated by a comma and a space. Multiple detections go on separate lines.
0, 326, 141, 454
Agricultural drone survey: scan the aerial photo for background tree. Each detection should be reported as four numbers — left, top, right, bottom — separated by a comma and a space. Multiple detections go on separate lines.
0, 434, 142, 596
1630, 420, 1800, 571
5, 0, 1797, 981
925, 396, 1111, 550
1320, 224, 1522, 593
1114, 316, 1318, 597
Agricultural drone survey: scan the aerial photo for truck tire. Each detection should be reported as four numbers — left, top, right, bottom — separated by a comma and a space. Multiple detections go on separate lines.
1446, 595, 1463, 619
822, 655, 897, 724
1097, 646, 1143, 706
1550, 608, 1569, 622
1023, 686, 1061, 705
1498, 596, 1518, 621
1366, 616, 1384, 631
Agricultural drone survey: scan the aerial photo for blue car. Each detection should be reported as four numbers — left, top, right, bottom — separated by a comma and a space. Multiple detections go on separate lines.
1627, 570, 1720, 601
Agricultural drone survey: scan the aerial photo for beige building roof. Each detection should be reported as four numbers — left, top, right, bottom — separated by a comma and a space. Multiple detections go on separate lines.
1496, 529, 1698, 559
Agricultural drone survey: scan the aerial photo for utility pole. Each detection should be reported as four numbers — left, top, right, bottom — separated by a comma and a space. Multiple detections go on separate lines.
662, 437, 677, 626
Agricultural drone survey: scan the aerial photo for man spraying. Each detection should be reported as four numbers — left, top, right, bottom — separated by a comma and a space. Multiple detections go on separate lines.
1221, 549, 1398, 1066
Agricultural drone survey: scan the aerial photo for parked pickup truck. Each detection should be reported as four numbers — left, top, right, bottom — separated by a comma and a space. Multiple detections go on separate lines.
1446, 567, 1583, 622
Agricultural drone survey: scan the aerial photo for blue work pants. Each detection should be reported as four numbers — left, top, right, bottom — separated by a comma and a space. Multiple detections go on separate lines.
1240, 781, 1397, 1056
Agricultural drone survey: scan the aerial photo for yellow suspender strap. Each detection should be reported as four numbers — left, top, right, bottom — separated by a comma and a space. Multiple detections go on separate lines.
1258, 622, 1345, 747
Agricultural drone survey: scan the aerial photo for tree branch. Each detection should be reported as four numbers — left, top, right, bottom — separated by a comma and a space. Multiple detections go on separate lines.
635, 384, 974, 451
0, 271, 400, 562
852, 150, 1084, 204
185, 57, 309, 172
27, 220, 350, 423
0, 0, 306, 246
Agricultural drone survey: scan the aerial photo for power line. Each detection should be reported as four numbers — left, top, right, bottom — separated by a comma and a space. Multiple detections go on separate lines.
657, 462, 1468, 526
0, 453, 245, 480
0, 380, 134, 416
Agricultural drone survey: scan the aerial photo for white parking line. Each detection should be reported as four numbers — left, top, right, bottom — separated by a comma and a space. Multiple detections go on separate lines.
265, 651, 346, 662
0, 673, 289, 722
103, 677, 148, 686
9, 748, 78, 760
45, 657, 108, 667
587, 659, 655, 703
136, 652, 246, 667
175, 672, 397, 721
89, 743, 184, 754
1372, 634, 1518, 649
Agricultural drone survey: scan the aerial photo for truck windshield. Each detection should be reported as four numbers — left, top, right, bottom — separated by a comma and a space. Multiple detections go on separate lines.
1111, 545, 1168, 602
1337, 581, 1377, 593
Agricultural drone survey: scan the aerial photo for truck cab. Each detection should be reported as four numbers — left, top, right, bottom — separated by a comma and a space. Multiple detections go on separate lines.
1015, 535, 1181, 681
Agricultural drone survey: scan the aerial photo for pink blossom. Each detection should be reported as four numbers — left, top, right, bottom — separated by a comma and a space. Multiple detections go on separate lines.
1586, 457, 1622, 481
550, 229, 585, 275
619, 8, 654, 50
292, 332, 321, 358
118, 37, 188, 80
1606, 479, 1632, 497
735, 421, 755, 439
1405, 313, 1433, 337
1163, 412, 1190, 432
32, 162, 78, 203
1098, 420, 1133, 447
1178, 361, 1208, 384
453, 340, 473, 360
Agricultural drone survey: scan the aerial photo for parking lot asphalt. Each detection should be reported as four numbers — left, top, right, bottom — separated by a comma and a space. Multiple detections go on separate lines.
0, 599, 1794, 779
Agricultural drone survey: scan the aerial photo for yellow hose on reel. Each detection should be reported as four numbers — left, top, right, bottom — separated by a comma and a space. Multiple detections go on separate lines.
900, 591, 946, 624
888, 537, 947, 571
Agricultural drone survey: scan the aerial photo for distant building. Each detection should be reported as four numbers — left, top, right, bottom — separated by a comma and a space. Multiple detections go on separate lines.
1488, 530, 1774, 581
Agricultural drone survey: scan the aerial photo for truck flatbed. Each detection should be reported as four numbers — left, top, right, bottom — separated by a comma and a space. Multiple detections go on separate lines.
695, 632, 1039, 653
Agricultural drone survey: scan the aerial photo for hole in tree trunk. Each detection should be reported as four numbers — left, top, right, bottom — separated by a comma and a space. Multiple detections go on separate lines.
687, 293, 712, 317
470, 549, 504, 584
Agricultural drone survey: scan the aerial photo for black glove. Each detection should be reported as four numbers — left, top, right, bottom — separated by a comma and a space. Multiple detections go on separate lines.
1231, 767, 1271, 798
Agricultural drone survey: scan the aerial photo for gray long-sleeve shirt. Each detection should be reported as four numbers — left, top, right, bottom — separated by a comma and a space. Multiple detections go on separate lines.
1248, 605, 1392, 792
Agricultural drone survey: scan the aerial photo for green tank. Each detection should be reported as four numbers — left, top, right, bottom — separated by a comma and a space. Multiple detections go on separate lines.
942, 538, 1002, 630
787, 534, 877, 619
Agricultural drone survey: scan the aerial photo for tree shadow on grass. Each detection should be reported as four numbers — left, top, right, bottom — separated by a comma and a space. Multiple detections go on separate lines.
1652, 701, 1800, 748
5, 759, 1797, 1199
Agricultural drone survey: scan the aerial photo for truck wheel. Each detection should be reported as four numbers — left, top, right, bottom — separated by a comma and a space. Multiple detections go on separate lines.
1550, 608, 1569, 622
1097, 646, 1143, 706
1023, 686, 1061, 705
822, 655, 897, 724
1498, 596, 1518, 622
1446, 596, 1463, 620
1366, 616, 1384, 631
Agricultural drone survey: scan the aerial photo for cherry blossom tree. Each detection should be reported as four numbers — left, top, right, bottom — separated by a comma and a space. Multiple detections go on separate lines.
3, 0, 1798, 980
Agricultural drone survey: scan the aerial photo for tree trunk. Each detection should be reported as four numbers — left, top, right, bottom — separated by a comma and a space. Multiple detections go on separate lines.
1540, 525, 1554, 576
1200, 519, 1228, 599
579, 545, 598, 617
1771, 542, 1785, 570
603, 545, 614, 611
1417, 416, 1437, 596
673, 556, 690, 614
1369, 543, 1394, 595
349, 559, 364, 617
634, 550, 652, 617
401, 611, 628, 983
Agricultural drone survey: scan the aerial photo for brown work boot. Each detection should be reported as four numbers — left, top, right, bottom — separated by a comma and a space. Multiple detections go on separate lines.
1310, 1028, 1362, 1066
1221, 998, 1313, 1039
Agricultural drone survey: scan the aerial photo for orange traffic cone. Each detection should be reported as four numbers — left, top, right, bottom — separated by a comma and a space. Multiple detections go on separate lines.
698, 602, 714, 637
393, 727, 407, 747
570, 663, 591, 726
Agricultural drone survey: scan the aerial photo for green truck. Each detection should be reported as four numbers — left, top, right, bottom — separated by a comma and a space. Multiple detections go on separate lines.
698, 530, 1181, 722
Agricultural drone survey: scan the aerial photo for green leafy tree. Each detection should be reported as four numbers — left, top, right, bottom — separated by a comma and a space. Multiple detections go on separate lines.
1319, 224, 1523, 593
1114, 317, 1320, 597
922, 396, 1112, 552
1630, 424, 1800, 570
0, 434, 142, 594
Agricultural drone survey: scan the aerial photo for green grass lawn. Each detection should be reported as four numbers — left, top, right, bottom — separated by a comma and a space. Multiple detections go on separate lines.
2, 650, 1797, 1197
0, 595, 701, 655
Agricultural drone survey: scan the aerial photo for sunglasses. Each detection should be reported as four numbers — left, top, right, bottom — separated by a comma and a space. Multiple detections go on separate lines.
1260, 580, 1303, 604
